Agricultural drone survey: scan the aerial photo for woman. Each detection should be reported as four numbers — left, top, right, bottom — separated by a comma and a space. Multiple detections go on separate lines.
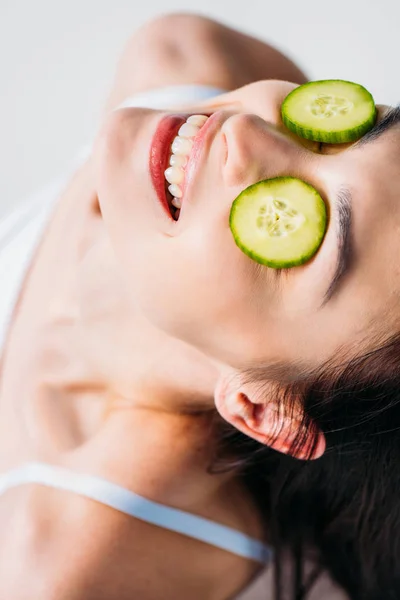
0, 12, 398, 599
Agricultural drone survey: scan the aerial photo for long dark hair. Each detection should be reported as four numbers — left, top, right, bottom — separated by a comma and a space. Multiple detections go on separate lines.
211, 327, 400, 599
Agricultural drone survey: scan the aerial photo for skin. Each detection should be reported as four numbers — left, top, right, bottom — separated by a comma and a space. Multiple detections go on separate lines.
0, 11, 396, 599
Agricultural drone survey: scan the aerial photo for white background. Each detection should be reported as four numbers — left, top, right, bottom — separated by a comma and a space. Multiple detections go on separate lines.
0, 0, 398, 216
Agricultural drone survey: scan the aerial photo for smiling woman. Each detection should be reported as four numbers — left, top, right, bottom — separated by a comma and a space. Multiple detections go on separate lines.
0, 11, 399, 600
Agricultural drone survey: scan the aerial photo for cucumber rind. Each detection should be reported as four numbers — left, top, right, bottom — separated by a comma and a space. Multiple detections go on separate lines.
281, 79, 377, 143
229, 177, 327, 269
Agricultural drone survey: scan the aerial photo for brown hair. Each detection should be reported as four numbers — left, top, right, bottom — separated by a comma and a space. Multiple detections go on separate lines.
211, 328, 400, 599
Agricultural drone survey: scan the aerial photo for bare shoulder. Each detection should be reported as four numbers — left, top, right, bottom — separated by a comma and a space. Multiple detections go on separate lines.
0, 483, 260, 600
104, 12, 308, 112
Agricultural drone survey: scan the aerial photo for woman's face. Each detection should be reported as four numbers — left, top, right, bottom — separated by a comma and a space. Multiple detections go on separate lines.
93, 80, 400, 372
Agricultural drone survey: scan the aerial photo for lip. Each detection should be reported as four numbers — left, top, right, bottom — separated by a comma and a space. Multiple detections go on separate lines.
149, 110, 226, 222
149, 113, 191, 221
180, 111, 225, 213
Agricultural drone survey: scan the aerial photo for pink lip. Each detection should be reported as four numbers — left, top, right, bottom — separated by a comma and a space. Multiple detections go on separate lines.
149, 113, 189, 220
180, 111, 225, 211
149, 111, 225, 221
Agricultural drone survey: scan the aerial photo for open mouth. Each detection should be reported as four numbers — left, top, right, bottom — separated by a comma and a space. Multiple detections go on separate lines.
162, 113, 213, 221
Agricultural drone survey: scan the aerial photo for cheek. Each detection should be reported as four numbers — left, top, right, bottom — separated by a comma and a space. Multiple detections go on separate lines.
238, 80, 300, 125
117, 224, 265, 359
136, 234, 251, 333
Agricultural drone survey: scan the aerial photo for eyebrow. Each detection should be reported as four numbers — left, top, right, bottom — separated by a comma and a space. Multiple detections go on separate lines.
320, 187, 353, 307
319, 104, 400, 308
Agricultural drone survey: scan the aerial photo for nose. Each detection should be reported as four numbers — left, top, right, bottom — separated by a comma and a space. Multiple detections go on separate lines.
221, 112, 298, 189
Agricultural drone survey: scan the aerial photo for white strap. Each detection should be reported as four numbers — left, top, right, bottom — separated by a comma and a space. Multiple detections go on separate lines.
113, 84, 228, 111
0, 462, 272, 563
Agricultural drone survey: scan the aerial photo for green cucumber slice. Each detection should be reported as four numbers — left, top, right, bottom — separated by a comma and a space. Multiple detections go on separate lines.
281, 80, 376, 143
229, 177, 327, 268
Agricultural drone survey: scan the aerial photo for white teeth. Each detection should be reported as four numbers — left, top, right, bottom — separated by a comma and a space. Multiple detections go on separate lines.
171, 196, 182, 209
171, 136, 194, 155
164, 166, 184, 185
165, 114, 210, 219
187, 115, 208, 126
169, 154, 187, 168
178, 122, 201, 138
168, 183, 182, 198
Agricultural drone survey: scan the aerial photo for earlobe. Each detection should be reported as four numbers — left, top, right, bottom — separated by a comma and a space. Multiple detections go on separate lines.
214, 378, 325, 461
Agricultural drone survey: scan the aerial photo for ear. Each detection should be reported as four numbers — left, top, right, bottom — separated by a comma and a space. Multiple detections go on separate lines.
214, 373, 325, 461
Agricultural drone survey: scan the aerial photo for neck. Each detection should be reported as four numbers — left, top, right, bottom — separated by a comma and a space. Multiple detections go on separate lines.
2, 158, 243, 514
74, 401, 233, 510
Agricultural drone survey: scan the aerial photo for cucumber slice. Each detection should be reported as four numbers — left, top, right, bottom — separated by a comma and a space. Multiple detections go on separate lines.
229, 177, 327, 268
281, 80, 376, 143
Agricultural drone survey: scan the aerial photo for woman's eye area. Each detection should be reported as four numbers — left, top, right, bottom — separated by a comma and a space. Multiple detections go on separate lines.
280, 79, 377, 145
229, 177, 327, 270
227, 79, 376, 271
